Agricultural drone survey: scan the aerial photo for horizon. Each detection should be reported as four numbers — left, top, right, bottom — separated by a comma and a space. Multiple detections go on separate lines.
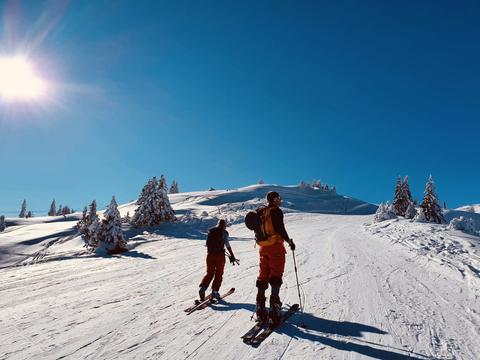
1, 1, 479, 215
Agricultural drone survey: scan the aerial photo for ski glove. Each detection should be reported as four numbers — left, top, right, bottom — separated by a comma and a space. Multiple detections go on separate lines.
229, 255, 240, 265
288, 239, 296, 251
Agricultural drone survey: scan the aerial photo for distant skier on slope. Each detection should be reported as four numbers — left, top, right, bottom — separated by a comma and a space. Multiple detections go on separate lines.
198, 219, 238, 301
254, 191, 296, 325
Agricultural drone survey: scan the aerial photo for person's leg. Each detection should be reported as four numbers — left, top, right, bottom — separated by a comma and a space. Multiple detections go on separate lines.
212, 254, 226, 294
199, 253, 215, 300
268, 243, 286, 324
256, 248, 270, 321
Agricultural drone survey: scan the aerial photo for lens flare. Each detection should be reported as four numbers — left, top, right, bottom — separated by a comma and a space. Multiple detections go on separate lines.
0, 56, 47, 101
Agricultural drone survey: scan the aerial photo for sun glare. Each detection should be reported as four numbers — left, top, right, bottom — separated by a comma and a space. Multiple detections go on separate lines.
0, 56, 47, 101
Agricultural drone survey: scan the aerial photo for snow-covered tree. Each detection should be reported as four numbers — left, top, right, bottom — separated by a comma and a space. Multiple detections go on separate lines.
299, 180, 309, 188
373, 202, 397, 223
448, 216, 476, 235
393, 176, 413, 216
123, 211, 131, 223
332, 186, 337, 194
56, 205, 63, 216
101, 196, 127, 253
83, 200, 103, 249
405, 201, 417, 219
312, 179, 321, 189
169, 180, 179, 194
19, 199, 27, 218
26, 211, 33, 218
0, 215, 6, 232
419, 175, 445, 224
48, 200, 56, 216
61, 206, 70, 216
132, 176, 176, 227
76, 207, 88, 235
258, 179, 265, 185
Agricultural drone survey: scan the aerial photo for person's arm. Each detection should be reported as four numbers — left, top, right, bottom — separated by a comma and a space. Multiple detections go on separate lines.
224, 231, 236, 260
271, 207, 295, 250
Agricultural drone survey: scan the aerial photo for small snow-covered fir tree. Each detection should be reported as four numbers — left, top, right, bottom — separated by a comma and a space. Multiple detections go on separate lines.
123, 211, 131, 223
83, 200, 103, 249
169, 180, 179, 194
158, 175, 176, 222
299, 180, 309, 188
19, 199, 27, 218
419, 175, 445, 224
56, 205, 63, 216
0, 215, 6, 232
332, 186, 337, 194
132, 176, 176, 227
373, 202, 397, 223
258, 179, 265, 185
26, 211, 33, 218
312, 179, 321, 189
102, 196, 127, 254
48, 200, 56, 216
77, 207, 88, 235
62, 206, 70, 216
405, 201, 417, 219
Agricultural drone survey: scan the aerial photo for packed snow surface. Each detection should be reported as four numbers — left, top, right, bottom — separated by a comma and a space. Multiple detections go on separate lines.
0, 185, 479, 359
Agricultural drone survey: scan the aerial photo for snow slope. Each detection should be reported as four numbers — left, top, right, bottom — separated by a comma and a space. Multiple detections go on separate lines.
0, 185, 479, 359
456, 204, 480, 214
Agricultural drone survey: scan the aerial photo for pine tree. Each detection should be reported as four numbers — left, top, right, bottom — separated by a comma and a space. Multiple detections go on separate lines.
0, 215, 6, 232
77, 207, 88, 235
299, 180, 309, 188
57, 205, 63, 216
84, 200, 102, 249
132, 176, 176, 227
405, 201, 417, 219
123, 211, 131, 223
48, 200, 57, 216
26, 211, 33, 218
102, 196, 127, 253
393, 176, 405, 216
169, 180, 179, 194
19, 199, 27, 218
393, 176, 413, 217
312, 180, 321, 189
419, 175, 445, 224
402, 176, 413, 205
258, 179, 265, 185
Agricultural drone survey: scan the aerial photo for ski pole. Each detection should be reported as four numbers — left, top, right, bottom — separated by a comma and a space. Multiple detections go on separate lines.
292, 248, 307, 328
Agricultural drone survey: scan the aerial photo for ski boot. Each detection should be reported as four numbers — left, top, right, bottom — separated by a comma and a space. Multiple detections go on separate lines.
269, 295, 282, 326
211, 290, 221, 301
256, 295, 268, 323
198, 285, 207, 301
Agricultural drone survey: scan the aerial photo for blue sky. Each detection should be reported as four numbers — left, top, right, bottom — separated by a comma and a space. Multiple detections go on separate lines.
0, 0, 479, 215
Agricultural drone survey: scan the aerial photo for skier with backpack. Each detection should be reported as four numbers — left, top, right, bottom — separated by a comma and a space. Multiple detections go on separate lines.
198, 219, 238, 301
246, 191, 296, 325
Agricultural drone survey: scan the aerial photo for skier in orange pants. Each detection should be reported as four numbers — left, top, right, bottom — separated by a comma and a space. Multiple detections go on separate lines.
255, 191, 295, 324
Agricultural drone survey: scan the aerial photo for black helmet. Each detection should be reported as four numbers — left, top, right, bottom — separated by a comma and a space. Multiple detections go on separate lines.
266, 191, 280, 203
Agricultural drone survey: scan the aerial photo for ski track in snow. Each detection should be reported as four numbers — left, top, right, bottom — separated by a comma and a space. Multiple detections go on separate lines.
1, 186, 479, 360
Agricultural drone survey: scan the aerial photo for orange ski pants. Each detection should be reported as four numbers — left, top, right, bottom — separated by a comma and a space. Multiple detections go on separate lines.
257, 241, 286, 283
200, 253, 226, 291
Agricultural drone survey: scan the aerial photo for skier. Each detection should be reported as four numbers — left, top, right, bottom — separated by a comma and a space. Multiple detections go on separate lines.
199, 219, 237, 301
255, 191, 295, 325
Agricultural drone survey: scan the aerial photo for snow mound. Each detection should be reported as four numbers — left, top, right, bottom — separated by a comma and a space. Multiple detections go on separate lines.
456, 204, 480, 214
196, 184, 377, 215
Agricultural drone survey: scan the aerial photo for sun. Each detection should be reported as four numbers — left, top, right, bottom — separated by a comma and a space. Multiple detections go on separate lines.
0, 56, 47, 101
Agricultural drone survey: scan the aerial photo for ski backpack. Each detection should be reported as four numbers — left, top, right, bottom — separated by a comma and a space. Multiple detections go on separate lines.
244, 207, 267, 242
206, 226, 225, 254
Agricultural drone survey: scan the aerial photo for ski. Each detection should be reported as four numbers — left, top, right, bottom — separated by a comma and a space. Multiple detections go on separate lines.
241, 320, 268, 343
248, 304, 300, 347
185, 287, 235, 315
184, 294, 212, 313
